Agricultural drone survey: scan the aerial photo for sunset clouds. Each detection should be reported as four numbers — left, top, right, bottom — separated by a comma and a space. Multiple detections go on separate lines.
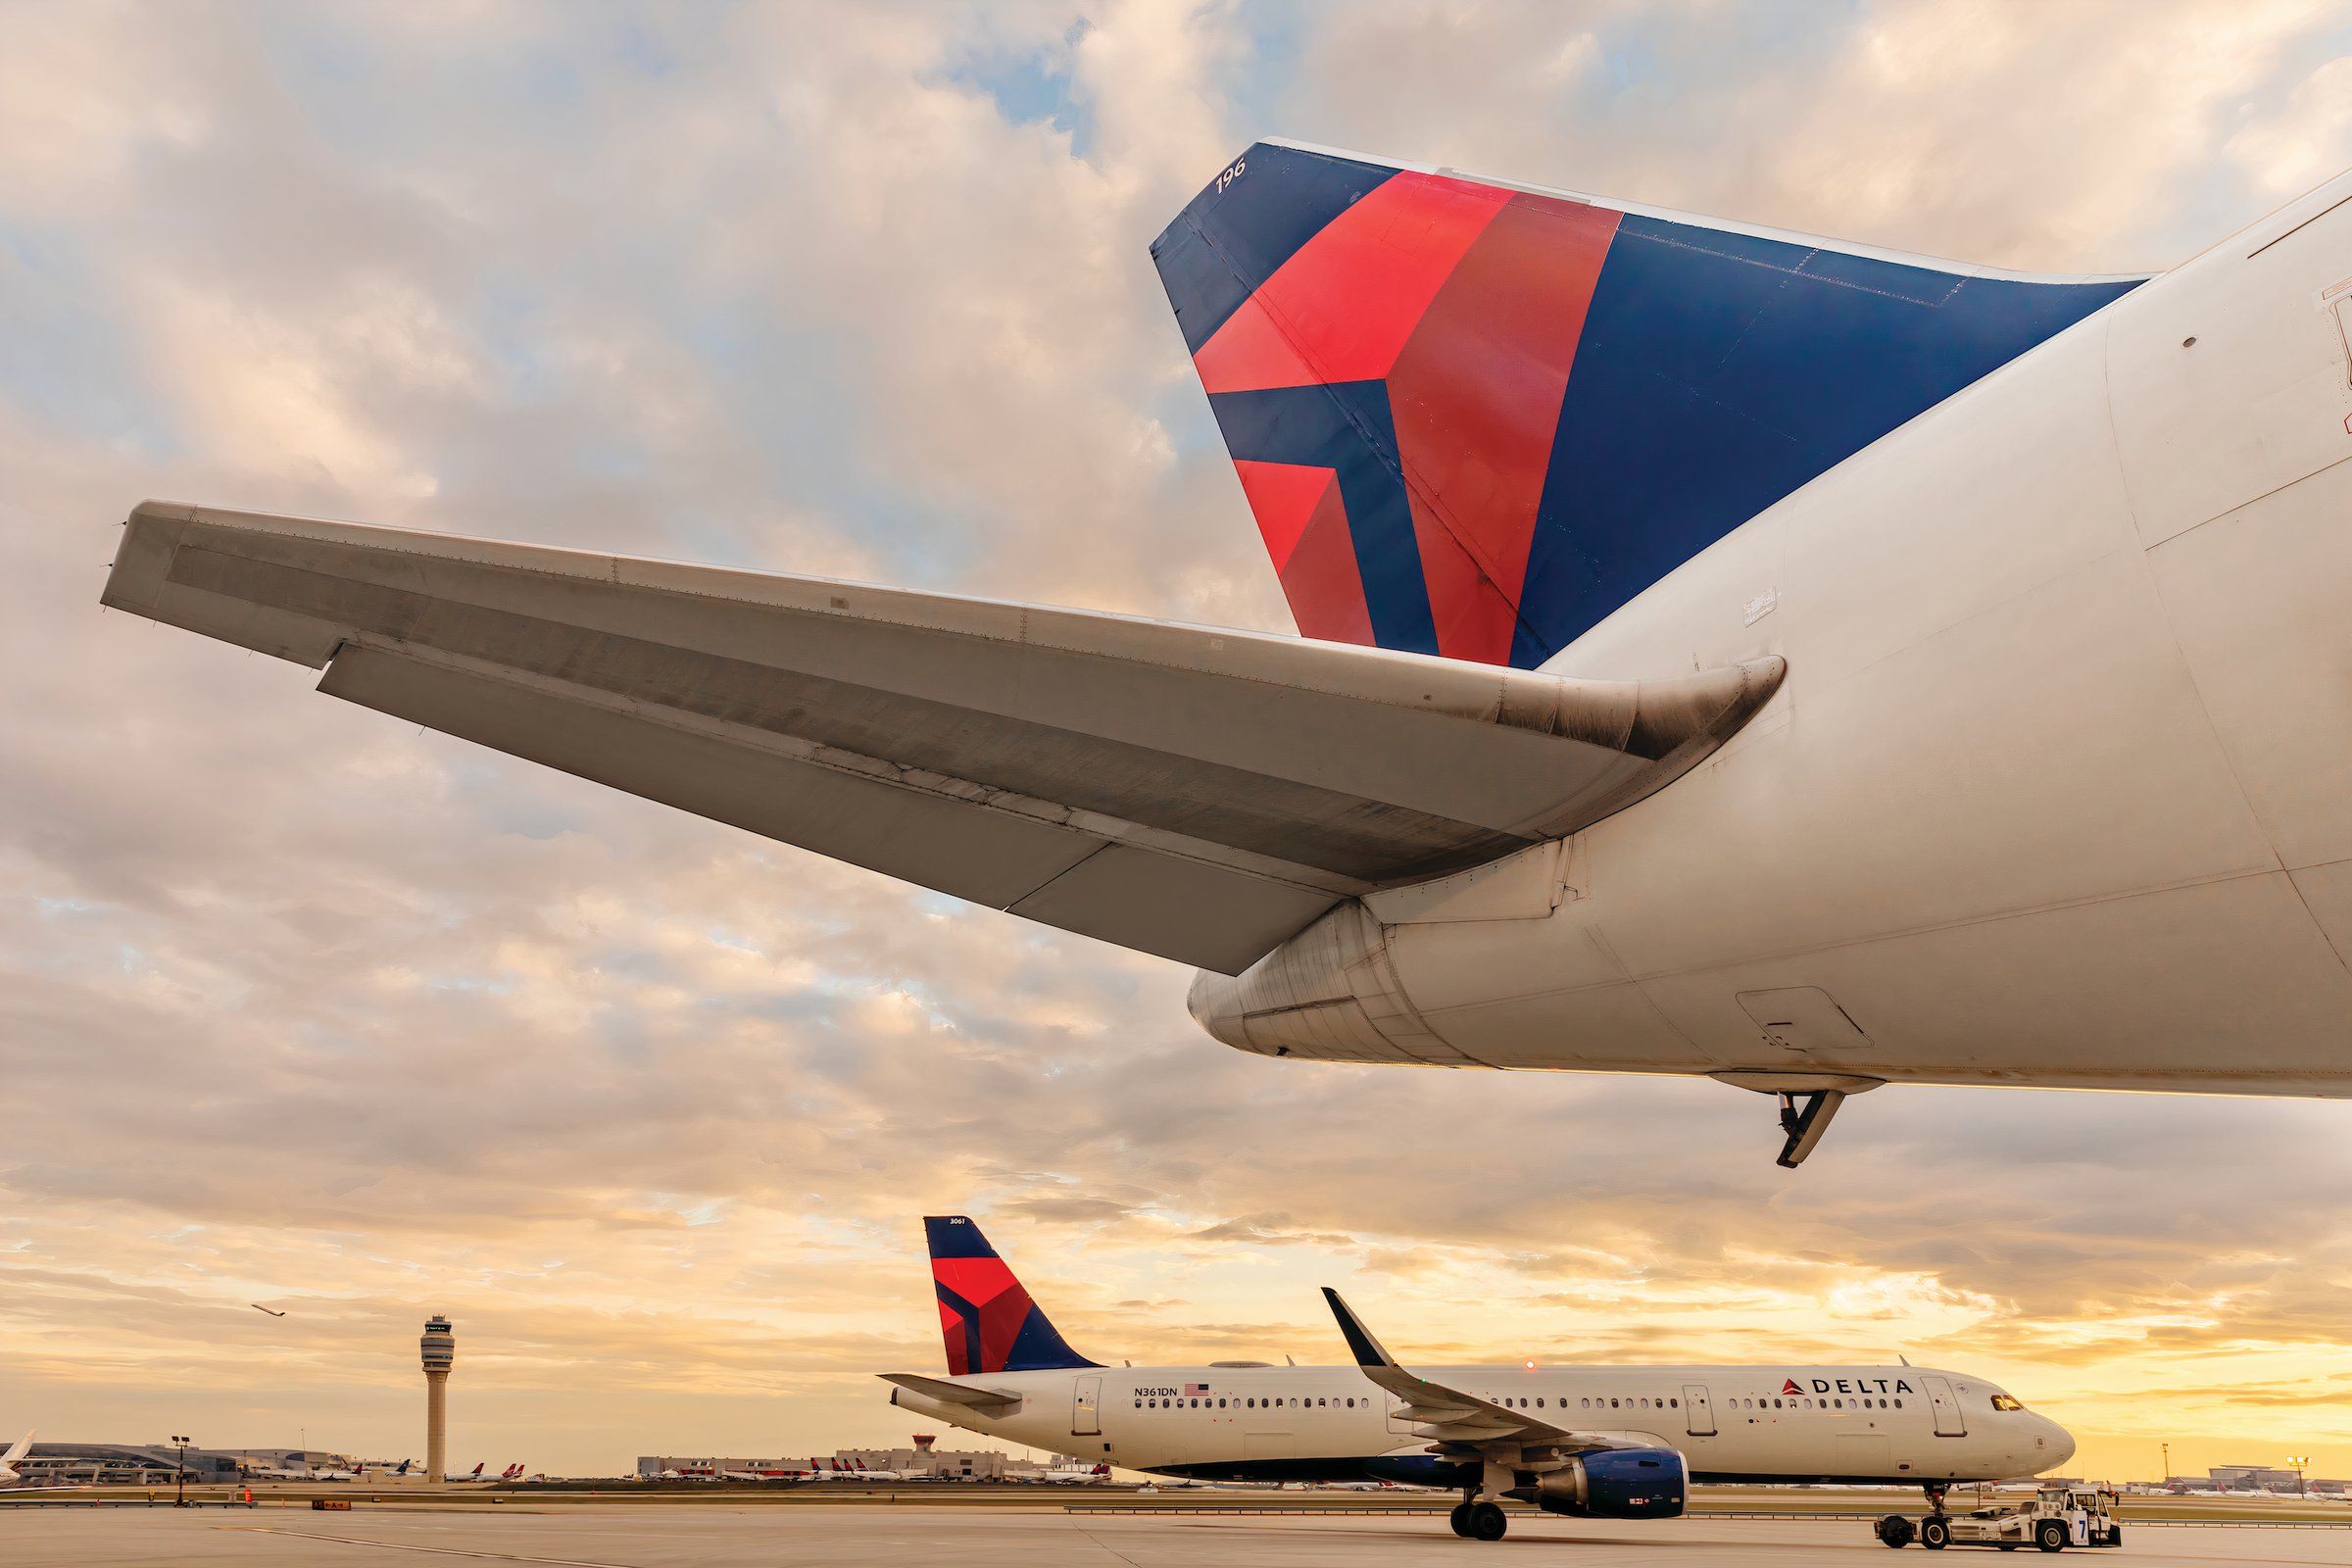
4, 0, 2350, 1479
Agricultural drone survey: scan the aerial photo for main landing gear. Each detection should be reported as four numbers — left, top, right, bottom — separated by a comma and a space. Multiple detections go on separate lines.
1449, 1497, 1508, 1541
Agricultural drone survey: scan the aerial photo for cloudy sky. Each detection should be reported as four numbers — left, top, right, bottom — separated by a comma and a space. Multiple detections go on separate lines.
6, 0, 2352, 1481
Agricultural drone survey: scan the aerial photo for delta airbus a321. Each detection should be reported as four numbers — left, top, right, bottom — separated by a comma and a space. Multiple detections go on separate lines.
883, 1217, 2072, 1547
102, 140, 2352, 1164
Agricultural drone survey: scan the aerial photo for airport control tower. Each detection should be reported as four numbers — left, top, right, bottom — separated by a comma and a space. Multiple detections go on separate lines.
419, 1314, 455, 1480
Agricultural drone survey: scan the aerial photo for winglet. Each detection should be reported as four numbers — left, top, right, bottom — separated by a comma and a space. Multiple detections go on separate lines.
1321, 1287, 1397, 1369
1319, 1291, 1564, 1447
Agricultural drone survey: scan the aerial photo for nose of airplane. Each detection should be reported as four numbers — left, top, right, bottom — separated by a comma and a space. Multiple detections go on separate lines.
1186, 967, 1251, 1050
2037, 1416, 2077, 1471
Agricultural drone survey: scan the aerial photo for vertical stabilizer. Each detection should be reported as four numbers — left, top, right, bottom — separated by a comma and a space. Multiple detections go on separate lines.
1152, 140, 2142, 667
924, 1214, 1098, 1374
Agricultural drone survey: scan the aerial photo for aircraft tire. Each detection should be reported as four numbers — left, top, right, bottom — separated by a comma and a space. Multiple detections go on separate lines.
1876, 1513, 1916, 1547
2035, 1519, 2068, 1551
1447, 1503, 1472, 1537
1920, 1516, 1949, 1549
1468, 1501, 1508, 1542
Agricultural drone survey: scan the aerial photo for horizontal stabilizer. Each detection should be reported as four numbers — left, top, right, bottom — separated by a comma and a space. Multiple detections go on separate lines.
878, 1373, 1021, 1413
101, 503, 1784, 971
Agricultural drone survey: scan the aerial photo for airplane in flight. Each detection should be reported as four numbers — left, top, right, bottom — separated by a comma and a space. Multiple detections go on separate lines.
99, 140, 2352, 1164
884, 1216, 2072, 1544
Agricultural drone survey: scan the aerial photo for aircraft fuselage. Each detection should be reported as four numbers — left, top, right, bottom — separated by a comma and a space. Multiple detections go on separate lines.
890, 1360, 2070, 1485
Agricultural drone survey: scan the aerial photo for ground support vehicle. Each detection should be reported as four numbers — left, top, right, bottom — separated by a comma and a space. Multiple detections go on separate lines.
1876, 1486, 2123, 1551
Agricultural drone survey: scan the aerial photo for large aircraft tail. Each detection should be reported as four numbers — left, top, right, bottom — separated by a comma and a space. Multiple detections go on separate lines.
1152, 140, 2143, 668
0, 1429, 30, 1477
924, 1215, 1098, 1376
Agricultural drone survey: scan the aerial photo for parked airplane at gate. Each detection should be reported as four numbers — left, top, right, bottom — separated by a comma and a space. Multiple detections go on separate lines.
0, 1431, 87, 1494
884, 1217, 2072, 1542
0, 1432, 36, 1489
99, 140, 2352, 1163
442, 1461, 522, 1482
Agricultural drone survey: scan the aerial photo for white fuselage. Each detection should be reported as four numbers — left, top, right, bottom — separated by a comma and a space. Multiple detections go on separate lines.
1193, 170, 2352, 1099
891, 1362, 2070, 1485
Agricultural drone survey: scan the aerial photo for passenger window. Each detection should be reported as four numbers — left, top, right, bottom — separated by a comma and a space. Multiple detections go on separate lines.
1670, 1398, 1678, 1408
1894, 1399, 1903, 1409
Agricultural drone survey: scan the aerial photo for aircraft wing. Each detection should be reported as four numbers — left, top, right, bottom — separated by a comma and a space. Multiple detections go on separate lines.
101, 502, 1783, 972
878, 1372, 1023, 1413
1322, 1287, 1640, 1455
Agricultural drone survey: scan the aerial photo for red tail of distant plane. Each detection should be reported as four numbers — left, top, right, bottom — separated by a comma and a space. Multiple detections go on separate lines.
924, 1215, 1097, 1375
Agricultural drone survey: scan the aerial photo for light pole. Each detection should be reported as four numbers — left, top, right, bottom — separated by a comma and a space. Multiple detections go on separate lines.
2289, 1454, 2310, 1496
2161, 1442, 2170, 1491
171, 1436, 190, 1507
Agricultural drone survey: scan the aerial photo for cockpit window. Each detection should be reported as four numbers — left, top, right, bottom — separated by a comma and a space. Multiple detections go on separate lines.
1989, 1394, 2026, 1411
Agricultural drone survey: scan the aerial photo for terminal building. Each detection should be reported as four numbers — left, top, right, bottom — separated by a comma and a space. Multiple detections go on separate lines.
2168, 1465, 2340, 1494
7, 1443, 248, 1484
2209, 1464, 2302, 1490
839, 1438, 1008, 1480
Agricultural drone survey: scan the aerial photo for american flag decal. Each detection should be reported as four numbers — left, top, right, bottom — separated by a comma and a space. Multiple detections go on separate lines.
1185, 1383, 1210, 1396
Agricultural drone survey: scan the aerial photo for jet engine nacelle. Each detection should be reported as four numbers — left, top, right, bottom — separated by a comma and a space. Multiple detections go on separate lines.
1516, 1448, 1687, 1519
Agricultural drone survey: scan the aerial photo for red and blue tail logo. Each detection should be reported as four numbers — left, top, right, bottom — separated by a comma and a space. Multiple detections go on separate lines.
1152, 141, 2141, 669
925, 1215, 1097, 1375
